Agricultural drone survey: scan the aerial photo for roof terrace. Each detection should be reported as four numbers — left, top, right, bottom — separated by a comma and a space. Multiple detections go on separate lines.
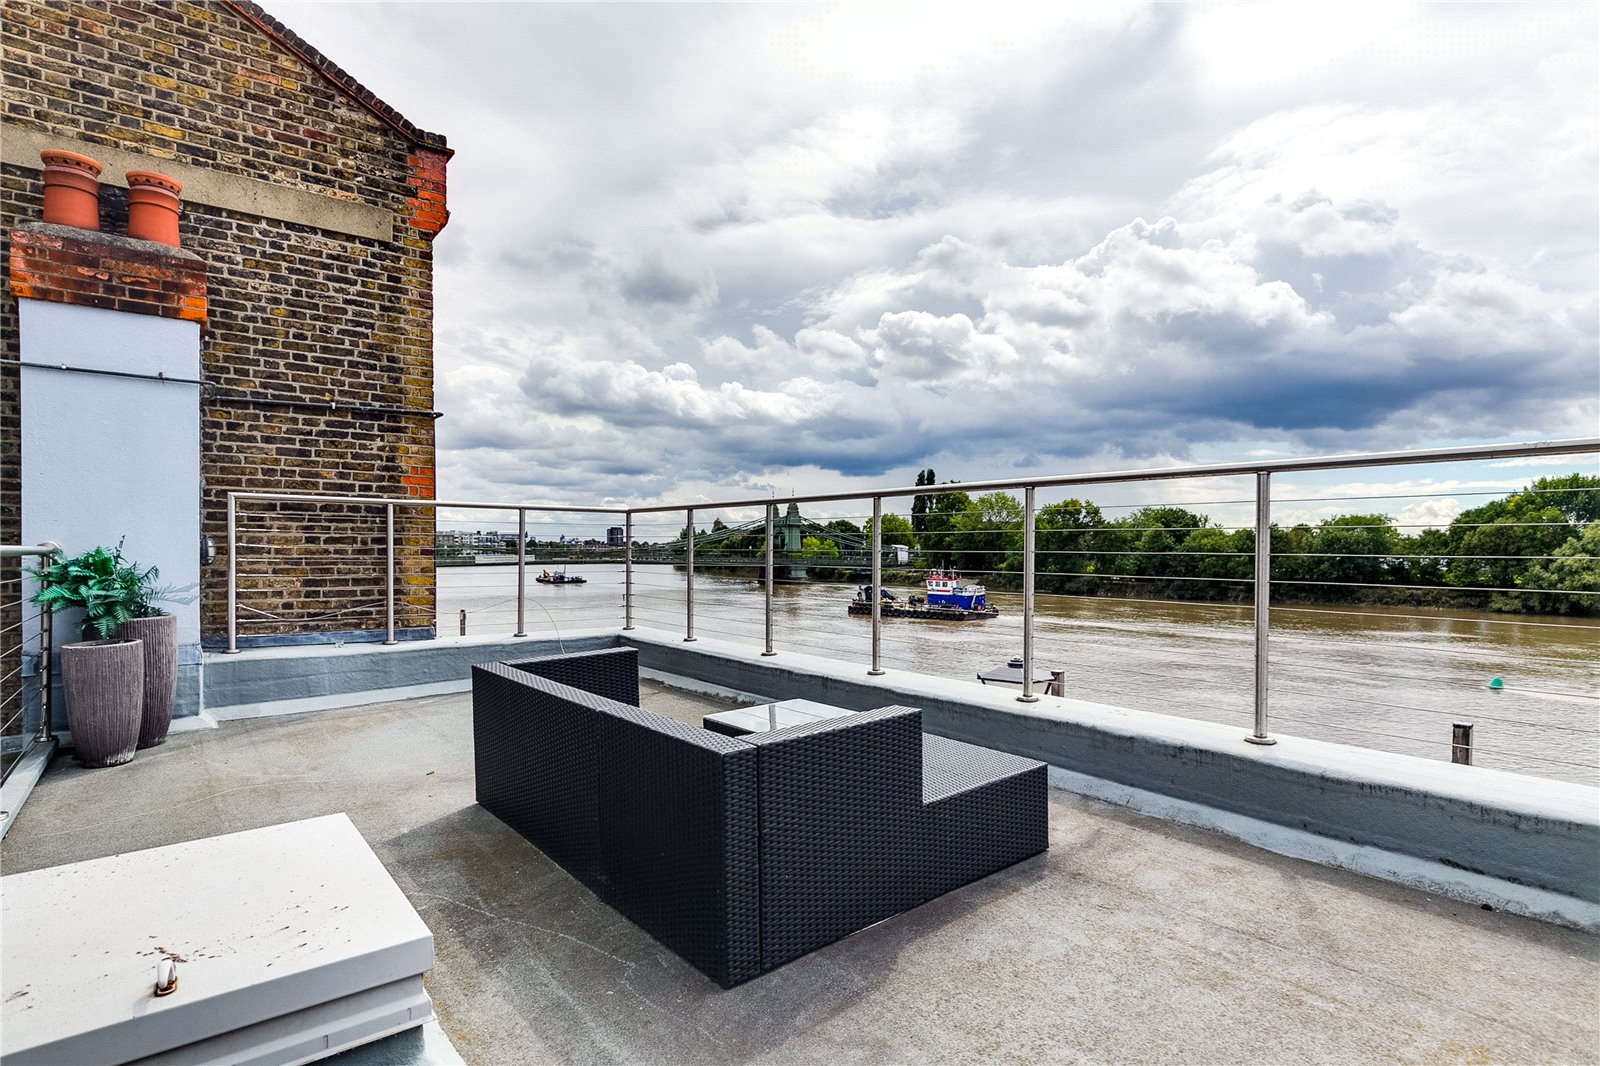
4, 439, 1597, 1064
6, 679, 1596, 1064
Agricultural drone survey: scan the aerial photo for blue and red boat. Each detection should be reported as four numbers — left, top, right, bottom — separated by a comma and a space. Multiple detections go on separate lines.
847, 569, 998, 620
922, 569, 990, 611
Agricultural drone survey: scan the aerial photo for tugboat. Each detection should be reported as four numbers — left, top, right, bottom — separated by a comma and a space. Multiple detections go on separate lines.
535, 567, 587, 585
923, 568, 990, 611
847, 570, 998, 620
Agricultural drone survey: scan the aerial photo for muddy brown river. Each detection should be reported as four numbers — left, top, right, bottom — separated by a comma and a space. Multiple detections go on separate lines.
440, 563, 1599, 786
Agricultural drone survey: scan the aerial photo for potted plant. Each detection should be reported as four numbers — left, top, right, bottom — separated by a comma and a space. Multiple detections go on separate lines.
30, 543, 180, 765
118, 611, 178, 749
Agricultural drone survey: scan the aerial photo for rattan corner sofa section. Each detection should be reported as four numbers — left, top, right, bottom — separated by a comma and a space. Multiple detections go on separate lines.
471, 647, 1047, 987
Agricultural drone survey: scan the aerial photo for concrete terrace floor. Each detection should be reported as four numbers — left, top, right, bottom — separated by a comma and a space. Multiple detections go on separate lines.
4, 680, 1598, 1066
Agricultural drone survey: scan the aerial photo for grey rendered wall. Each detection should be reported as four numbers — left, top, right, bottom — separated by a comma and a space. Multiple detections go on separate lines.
202, 632, 617, 717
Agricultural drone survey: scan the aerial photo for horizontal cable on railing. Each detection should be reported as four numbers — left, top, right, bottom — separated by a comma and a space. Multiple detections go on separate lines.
1449, 745, 1600, 771
1310, 520, 1582, 530
1001, 569, 1256, 584
1273, 486, 1597, 504
1267, 604, 1598, 630
1267, 714, 1475, 750
1033, 548, 1250, 557
1266, 713, 1600, 771
1270, 684, 1600, 734
237, 602, 384, 622
440, 578, 626, 587
1276, 552, 1582, 561
446, 604, 623, 618
1027, 589, 1251, 612
0, 613, 46, 638
1266, 633, 1600, 682
1271, 661, 1600, 703
1269, 578, 1598, 596
630, 603, 757, 627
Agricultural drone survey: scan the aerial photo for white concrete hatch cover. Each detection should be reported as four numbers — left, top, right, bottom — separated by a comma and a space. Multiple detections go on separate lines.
2, 814, 435, 1065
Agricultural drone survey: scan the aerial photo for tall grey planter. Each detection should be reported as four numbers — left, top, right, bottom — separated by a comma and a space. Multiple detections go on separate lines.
119, 614, 178, 748
117, 611, 179, 742
60, 638, 144, 768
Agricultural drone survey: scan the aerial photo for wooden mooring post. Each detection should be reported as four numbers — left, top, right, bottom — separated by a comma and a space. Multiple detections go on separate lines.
1451, 722, 1474, 765
459, 609, 467, 637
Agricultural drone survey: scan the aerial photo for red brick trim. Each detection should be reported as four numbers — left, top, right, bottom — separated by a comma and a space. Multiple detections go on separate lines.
8, 223, 207, 324
402, 464, 436, 498
405, 149, 450, 238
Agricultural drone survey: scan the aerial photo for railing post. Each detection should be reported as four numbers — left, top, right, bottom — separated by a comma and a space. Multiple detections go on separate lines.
225, 492, 239, 653
383, 502, 397, 645
762, 503, 776, 656
869, 496, 885, 675
34, 563, 53, 742
1246, 471, 1276, 745
514, 508, 527, 637
623, 512, 634, 631
1019, 486, 1039, 703
684, 507, 696, 642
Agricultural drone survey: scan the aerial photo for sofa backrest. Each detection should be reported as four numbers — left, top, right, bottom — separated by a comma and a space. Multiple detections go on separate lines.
745, 706, 927, 970
592, 701, 761, 985
503, 646, 641, 706
471, 659, 761, 987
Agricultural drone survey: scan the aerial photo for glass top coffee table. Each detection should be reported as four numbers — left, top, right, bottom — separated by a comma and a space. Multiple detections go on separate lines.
703, 698, 854, 737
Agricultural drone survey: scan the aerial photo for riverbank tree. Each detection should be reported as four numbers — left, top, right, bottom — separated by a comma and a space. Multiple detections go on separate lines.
908, 474, 1598, 616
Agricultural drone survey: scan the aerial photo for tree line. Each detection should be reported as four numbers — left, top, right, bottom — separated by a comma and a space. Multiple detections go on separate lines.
853, 470, 1597, 616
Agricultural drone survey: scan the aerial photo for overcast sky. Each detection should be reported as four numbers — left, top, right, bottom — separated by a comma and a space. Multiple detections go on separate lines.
267, 1, 1596, 531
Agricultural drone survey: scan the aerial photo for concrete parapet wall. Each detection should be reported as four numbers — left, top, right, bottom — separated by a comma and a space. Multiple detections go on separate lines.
203, 631, 617, 720
620, 628, 1600, 916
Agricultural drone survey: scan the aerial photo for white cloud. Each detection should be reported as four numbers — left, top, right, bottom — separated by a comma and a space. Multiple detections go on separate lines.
264, 1, 1597, 513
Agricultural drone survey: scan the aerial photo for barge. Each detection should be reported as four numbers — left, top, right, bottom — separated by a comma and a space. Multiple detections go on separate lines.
847, 570, 999, 620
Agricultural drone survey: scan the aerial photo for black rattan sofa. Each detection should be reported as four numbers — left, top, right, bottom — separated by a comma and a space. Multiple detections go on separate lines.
472, 647, 1047, 987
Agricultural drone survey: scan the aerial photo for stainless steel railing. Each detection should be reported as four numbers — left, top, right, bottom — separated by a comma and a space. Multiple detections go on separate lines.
2, 542, 61, 785
225, 437, 1599, 753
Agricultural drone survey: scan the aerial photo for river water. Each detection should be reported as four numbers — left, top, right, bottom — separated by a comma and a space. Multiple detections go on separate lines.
440, 563, 1599, 787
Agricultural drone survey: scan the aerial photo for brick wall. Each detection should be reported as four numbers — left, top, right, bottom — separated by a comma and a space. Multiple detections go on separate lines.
2, 1, 447, 645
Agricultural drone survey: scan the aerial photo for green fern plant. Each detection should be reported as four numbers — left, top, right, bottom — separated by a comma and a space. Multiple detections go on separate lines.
29, 541, 166, 642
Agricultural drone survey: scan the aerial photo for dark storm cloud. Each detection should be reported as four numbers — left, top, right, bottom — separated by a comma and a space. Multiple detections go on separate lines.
619, 253, 712, 307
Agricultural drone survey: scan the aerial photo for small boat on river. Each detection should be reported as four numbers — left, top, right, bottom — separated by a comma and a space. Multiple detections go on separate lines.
536, 568, 587, 585
924, 568, 991, 611
846, 570, 998, 620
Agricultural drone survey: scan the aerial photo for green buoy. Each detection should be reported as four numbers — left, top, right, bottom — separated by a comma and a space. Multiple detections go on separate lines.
1488, 676, 1504, 690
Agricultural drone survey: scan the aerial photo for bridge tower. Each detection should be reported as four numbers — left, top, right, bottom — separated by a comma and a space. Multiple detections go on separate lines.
776, 501, 807, 580
780, 501, 805, 555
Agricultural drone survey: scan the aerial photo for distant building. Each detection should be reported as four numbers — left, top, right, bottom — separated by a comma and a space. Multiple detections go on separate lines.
438, 530, 514, 550
607, 526, 625, 547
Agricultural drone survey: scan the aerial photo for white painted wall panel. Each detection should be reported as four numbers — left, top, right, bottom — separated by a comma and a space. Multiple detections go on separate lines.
18, 299, 203, 717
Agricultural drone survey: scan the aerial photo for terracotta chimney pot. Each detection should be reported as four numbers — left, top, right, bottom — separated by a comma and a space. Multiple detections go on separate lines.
125, 170, 184, 246
40, 149, 103, 230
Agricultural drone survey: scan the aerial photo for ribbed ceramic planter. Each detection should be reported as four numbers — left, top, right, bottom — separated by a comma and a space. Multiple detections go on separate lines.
118, 614, 177, 748
40, 149, 103, 230
60, 638, 144, 768
125, 170, 182, 245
